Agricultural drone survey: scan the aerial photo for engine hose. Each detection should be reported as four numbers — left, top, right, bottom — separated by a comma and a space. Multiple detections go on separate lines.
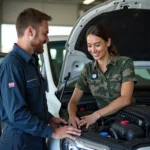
109, 128, 118, 140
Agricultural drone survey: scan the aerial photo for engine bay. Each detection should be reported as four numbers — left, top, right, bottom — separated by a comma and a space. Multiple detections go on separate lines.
91, 105, 149, 141
60, 104, 150, 150
80, 105, 150, 141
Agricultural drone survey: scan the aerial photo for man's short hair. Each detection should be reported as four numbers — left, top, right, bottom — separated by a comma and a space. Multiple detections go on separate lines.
16, 8, 52, 37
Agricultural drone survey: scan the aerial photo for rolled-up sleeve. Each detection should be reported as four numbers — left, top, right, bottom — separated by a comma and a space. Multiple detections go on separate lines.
122, 58, 137, 84
0, 64, 54, 138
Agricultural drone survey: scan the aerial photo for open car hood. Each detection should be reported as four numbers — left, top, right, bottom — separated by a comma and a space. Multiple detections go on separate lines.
57, 0, 150, 91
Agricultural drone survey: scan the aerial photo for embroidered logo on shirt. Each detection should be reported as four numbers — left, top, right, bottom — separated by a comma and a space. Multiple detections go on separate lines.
27, 78, 37, 83
8, 82, 15, 88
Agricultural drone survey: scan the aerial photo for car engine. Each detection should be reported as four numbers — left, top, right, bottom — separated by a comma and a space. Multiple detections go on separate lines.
61, 105, 150, 150
97, 105, 150, 141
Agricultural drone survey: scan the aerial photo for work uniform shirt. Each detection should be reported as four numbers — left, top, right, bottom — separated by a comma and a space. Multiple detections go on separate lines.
0, 43, 54, 138
76, 54, 137, 108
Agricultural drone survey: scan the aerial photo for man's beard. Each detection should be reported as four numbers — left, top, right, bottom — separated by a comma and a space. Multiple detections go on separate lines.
30, 40, 44, 54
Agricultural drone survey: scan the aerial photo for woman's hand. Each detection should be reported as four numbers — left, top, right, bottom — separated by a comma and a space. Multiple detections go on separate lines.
68, 115, 81, 129
68, 88, 84, 128
79, 112, 100, 128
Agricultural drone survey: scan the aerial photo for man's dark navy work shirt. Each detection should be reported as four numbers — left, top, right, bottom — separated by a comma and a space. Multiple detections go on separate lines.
0, 44, 54, 138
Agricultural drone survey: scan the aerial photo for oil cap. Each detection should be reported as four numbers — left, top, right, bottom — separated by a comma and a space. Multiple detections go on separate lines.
121, 120, 129, 125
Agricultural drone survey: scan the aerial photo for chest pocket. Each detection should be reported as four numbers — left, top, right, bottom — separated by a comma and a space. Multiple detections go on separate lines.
110, 76, 122, 82
87, 77, 103, 96
26, 79, 40, 88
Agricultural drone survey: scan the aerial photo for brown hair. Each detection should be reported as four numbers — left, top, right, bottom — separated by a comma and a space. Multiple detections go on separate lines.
86, 24, 118, 56
16, 8, 52, 37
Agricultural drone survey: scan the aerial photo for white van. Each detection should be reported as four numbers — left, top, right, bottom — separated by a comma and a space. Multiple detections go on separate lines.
40, 35, 68, 117
42, 0, 150, 149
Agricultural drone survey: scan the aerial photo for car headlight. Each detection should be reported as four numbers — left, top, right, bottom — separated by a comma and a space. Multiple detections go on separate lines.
61, 138, 78, 150
61, 137, 111, 150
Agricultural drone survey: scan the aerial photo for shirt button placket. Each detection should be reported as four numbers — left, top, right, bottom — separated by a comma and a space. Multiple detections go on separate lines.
104, 77, 110, 98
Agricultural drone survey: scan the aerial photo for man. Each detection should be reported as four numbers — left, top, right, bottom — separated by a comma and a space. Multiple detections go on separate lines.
0, 8, 81, 150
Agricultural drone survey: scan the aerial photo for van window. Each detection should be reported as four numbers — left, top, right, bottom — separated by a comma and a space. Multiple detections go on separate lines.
47, 41, 66, 86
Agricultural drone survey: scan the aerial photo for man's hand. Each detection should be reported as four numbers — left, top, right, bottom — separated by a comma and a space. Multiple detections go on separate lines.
79, 112, 100, 128
68, 115, 80, 129
52, 126, 81, 140
48, 117, 67, 128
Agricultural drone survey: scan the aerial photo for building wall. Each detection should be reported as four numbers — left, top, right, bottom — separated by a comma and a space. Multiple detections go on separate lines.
2, 1, 79, 26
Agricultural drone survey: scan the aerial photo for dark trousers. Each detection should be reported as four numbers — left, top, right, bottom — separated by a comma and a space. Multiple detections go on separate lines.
0, 124, 47, 150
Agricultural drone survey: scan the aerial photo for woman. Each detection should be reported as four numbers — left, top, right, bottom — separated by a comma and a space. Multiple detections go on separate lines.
68, 24, 137, 129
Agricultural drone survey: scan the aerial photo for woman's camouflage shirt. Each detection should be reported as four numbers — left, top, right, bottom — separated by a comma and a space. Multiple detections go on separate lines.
75, 55, 137, 108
